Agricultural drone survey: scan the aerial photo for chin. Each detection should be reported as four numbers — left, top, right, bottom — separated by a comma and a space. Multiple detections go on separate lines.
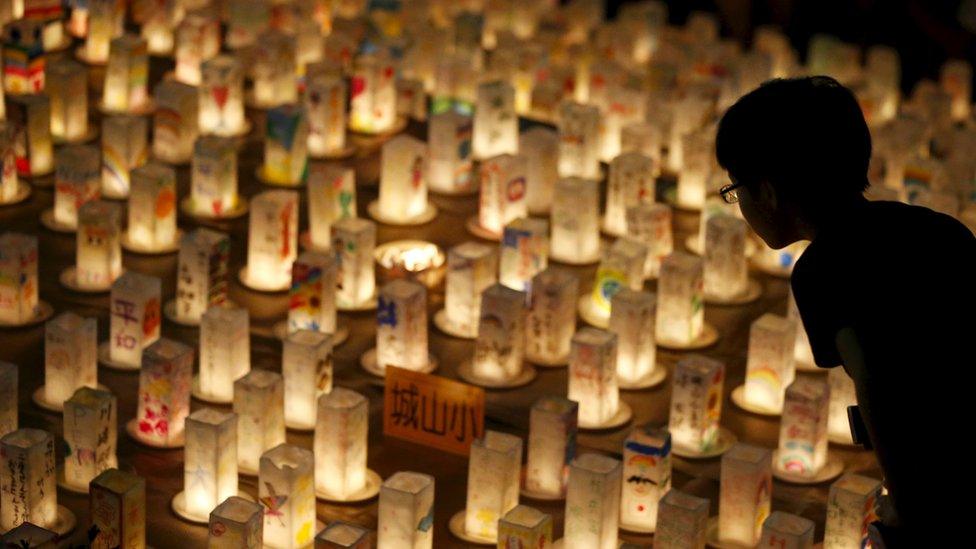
754, 229, 799, 250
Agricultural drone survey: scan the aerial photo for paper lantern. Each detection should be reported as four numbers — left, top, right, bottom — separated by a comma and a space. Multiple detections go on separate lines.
262, 105, 309, 187
139, 0, 180, 55
306, 76, 348, 157
41, 312, 97, 411
524, 396, 577, 499
455, 431, 522, 543
465, 283, 528, 385
349, 51, 397, 134
655, 490, 709, 548
688, 196, 740, 255
941, 59, 971, 122
102, 115, 149, 199
655, 252, 707, 347
396, 78, 425, 122
519, 127, 558, 215
200, 55, 247, 137
608, 289, 659, 388
196, 306, 249, 403
776, 376, 830, 478
432, 54, 477, 114
668, 355, 726, 456
105, 272, 161, 370
281, 330, 332, 431
760, 511, 815, 548
251, 31, 297, 108
667, 93, 712, 173
61, 387, 117, 493
281, 253, 337, 339
209, 496, 263, 548
0, 361, 15, 437
427, 111, 474, 195
471, 153, 527, 238
189, 135, 240, 218
173, 9, 220, 86
73, 200, 123, 290
551, 177, 600, 264
440, 242, 497, 338
102, 35, 149, 114
81, 0, 124, 63
233, 370, 285, 476
823, 474, 880, 549
562, 453, 621, 549
828, 368, 857, 445
317, 521, 373, 548
331, 218, 376, 309
302, 165, 354, 252
368, 279, 431, 375
569, 328, 627, 429
153, 80, 198, 164
0, 130, 19, 204
315, 388, 378, 501
89, 469, 146, 549
597, 87, 645, 163
243, 190, 298, 292
260, 444, 317, 548
583, 238, 647, 327
171, 228, 230, 324
472, 80, 517, 160
45, 60, 88, 143
621, 122, 663, 165
2, 19, 45, 95
51, 144, 100, 230
703, 214, 752, 302
603, 151, 655, 236
620, 425, 671, 533
557, 102, 601, 179
718, 443, 772, 546
499, 217, 548, 293
226, 0, 270, 50
131, 338, 192, 447
125, 162, 177, 252
8, 95, 53, 177
0, 233, 40, 326
786, 289, 816, 369
174, 409, 238, 523
377, 472, 434, 549
524, 267, 576, 366
497, 505, 556, 547
0, 429, 71, 533
373, 134, 433, 224
740, 313, 797, 414
676, 130, 712, 211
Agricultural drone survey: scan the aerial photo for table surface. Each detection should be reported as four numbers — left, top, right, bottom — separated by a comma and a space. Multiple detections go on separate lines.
0, 57, 880, 549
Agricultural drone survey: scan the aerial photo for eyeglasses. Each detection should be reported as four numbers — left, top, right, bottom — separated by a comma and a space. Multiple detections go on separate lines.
719, 180, 746, 204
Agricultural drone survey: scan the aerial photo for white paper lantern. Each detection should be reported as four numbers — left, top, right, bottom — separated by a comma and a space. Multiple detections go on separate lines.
603, 151, 655, 236
262, 104, 309, 187
208, 496, 263, 548
375, 134, 431, 224
557, 102, 601, 179
314, 388, 371, 500
199, 56, 247, 137
0, 429, 62, 531
718, 443, 772, 546
703, 215, 750, 301
197, 307, 250, 403
655, 252, 704, 347
460, 431, 522, 542
776, 376, 830, 477
282, 330, 332, 430
442, 242, 498, 338
53, 144, 100, 229
524, 396, 577, 499
331, 218, 376, 309
62, 387, 117, 492
668, 355, 725, 455
823, 474, 881, 549
427, 111, 474, 195
8, 95, 53, 177
349, 51, 397, 134
234, 370, 286, 476
42, 312, 97, 411
520, 127, 558, 214
562, 453, 621, 549
474, 153, 527, 237
742, 313, 797, 414
525, 267, 577, 365
372, 279, 429, 374
243, 190, 299, 292
102, 115, 149, 199
619, 425, 671, 532
306, 164, 356, 251
178, 409, 238, 522
499, 217, 548, 292
760, 511, 815, 548
75, 200, 123, 290
0, 233, 39, 326
90, 469, 146, 548
153, 80, 198, 164
174, 8, 220, 86
305, 76, 348, 157
259, 444, 316, 548
568, 328, 622, 428
172, 228, 230, 324
550, 177, 600, 264
250, 31, 298, 108
132, 338, 193, 447
655, 490, 709, 548
470, 283, 527, 383
287, 252, 338, 336
473, 80, 517, 159
107, 272, 161, 369
609, 289, 658, 387
377, 472, 434, 549
45, 60, 88, 142
102, 35, 149, 113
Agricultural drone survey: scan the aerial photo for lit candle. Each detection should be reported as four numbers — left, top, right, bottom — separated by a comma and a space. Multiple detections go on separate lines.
8, 95, 53, 177
718, 443, 772, 546
655, 490, 709, 548
525, 267, 576, 366
234, 370, 286, 476
139, 0, 180, 55
499, 218, 548, 293
132, 338, 192, 447
520, 126, 558, 215
82, 0, 124, 63
62, 387, 117, 493
332, 218, 376, 309
551, 177, 600, 264
655, 252, 705, 347
459, 431, 522, 542
153, 80, 199, 164
374, 134, 432, 224
259, 444, 316, 548
473, 80, 518, 159
668, 355, 725, 456
0, 233, 39, 326
42, 312, 97, 411
0, 361, 15, 437
126, 162, 177, 251
2, 20, 46, 94
190, 135, 240, 218
349, 51, 397, 134
250, 30, 297, 108
89, 469, 146, 549
306, 76, 348, 157
209, 496, 263, 548
473, 153, 527, 238
107, 272, 161, 369
603, 151, 655, 236
370, 279, 430, 375
287, 251, 337, 336
562, 453, 621, 549
621, 122, 663, 165
441, 242, 497, 338
52, 144, 100, 230
0, 429, 61, 531
468, 283, 527, 384
74, 200, 123, 290
776, 377, 830, 478
828, 368, 857, 445
314, 388, 373, 500
177, 409, 238, 522
569, 328, 622, 428
197, 307, 250, 403
760, 511, 815, 548
199, 55, 247, 137
558, 102, 601, 179
941, 59, 971, 122
317, 521, 374, 548
243, 190, 298, 292
620, 425, 671, 533
427, 111, 474, 195
525, 396, 577, 499
703, 215, 750, 302
174, 8, 220, 86
172, 228, 230, 324
45, 59, 88, 143
377, 472, 435, 549
102, 115, 149, 199
305, 163, 355, 251
226, 0, 270, 50
102, 35, 149, 113
823, 474, 881, 548
584, 238, 647, 326
742, 313, 797, 414
609, 289, 658, 388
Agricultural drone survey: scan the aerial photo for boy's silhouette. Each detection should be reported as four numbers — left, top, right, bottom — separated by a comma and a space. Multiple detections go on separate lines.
716, 76, 976, 543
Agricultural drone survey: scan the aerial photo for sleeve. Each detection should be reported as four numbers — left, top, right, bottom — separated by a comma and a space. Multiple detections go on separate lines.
790, 256, 845, 369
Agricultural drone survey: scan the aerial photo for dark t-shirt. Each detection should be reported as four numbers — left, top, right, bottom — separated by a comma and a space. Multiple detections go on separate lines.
791, 199, 976, 533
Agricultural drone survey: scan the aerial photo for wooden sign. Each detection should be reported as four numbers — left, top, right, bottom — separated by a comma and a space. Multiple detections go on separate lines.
383, 366, 485, 456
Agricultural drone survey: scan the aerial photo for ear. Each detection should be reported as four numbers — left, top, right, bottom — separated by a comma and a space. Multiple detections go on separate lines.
756, 179, 778, 211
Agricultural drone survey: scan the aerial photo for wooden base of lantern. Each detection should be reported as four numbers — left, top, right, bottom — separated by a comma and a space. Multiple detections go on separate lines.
172, 491, 255, 524
772, 452, 844, 485
57, 459, 118, 494
367, 200, 439, 226
237, 267, 291, 293
255, 166, 306, 188
655, 323, 719, 351
98, 341, 142, 372
705, 516, 758, 549
449, 510, 497, 545
53, 125, 100, 146
578, 401, 633, 431
309, 142, 358, 161
272, 320, 349, 347
432, 309, 477, 339
98, 99, 157, 117
33, 384, 111, 413
59, 267, 120, 293
121, 230, 183, 255
0, 182, 32, 207
704, 279, 763, 306
178, 196, 249, 221
0, 300, 54, 329
315, 469, 382, 503
730, 385, 782, 417
348, 116, 409, 138
671, 427, 738, 459
520, 468, 565, 501
464, 216, 502, 241
618, 366, 668, 390
337, 292, 378, 312
359, 348, 438, 378
456, 360, 537, 389
577, 295, 610, 329
41, 209, 77, 233
125, 418, 185, 449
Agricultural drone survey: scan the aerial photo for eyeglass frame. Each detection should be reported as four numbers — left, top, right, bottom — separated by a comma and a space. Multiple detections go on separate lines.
719, 178, 747, 204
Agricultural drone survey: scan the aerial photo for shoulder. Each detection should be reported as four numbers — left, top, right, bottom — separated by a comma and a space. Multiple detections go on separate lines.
870, 201, 975, 244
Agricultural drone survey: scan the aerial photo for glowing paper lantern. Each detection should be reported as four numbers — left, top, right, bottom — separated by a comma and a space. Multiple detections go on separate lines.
174, 8, 220, 86
377, 472, 434, 549
941, 59, 972, 122
397, 78, 426, 122
314, 388, 375, 501
667, 93, 711, 174
0, 131, 18, 204
0, 233, 40, 326
132, 338, 192, 447
209, 496, 263, 548
41, 312, 97, 411
316, 521, 373, 548
2, 20, 46, 94
828, 368, 857, 445
243, 190, 298, 292
433, 54, 477, 114
8, 95, 53, 177
668, 355, 725, 456
226, 0, 270, 50
153, 80, 198, 164
171, 228, 230, 324
655, 490, 709, 548
524, 396, 577, 499
126, 162, 176, 252
74, 200, 123, 290
233, 370, 285, 476
741, 313, 797, 414
51, 144, 100, 230
305, 164, 355, 251
457, 431, 522, 543
776, 376, 830, 478
374, 134, 433, 224
440, 242, 497, 338
473, 153, 527, 238
655, 252, 706, 348
196, 307, 249, 404
0, 361, 15, 437
89, 469, 146, 549
499, 217, 548, 293
583, 238, 647, 326
520, 127, 558, 214
82, 0, 124, 64
551, 177, 600, 264
200, 56, 247, 137
349, 51, 397, 134
472, 80, 517, 159
621, 122, 663, 165
703, 215, 751, 302
259, 444, 316, 548
562, 453, 621, 549
175, 409, 238, 522
620, 425, 671, 533
760, 511, 815, 548
106, 272, 161, 370
62, 387, 117, 492
525, 267, 576, 366
719, 443, 772, 546
676, 129, 713, 210
250, 30, 297, 108
283, 252, 338, 337
603, 152, 655, 236
45, 60, 88, 143
332, 218, 376, 309
262, 105, 309, 187
557, 102, 601, 179
102, 115, 149, 199
281, 330, 332, 431
609, 289, 658, 388
823, 474, 880, 549
305, 76, 349, 158
102, 35, 149, 113
569, 328, 625, 429
0, 429, 67, 532
369, 279, 430, 375
427, 111, 474, 195
466, 283, 527, 384
189, 135, 240, 218
139, 0, 180, 55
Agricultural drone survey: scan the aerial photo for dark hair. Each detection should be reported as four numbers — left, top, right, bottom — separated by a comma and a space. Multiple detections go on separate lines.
715, 76, 871, 204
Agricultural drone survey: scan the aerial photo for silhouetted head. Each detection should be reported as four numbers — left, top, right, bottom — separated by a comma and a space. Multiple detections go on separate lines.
716, 76, 871, 248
